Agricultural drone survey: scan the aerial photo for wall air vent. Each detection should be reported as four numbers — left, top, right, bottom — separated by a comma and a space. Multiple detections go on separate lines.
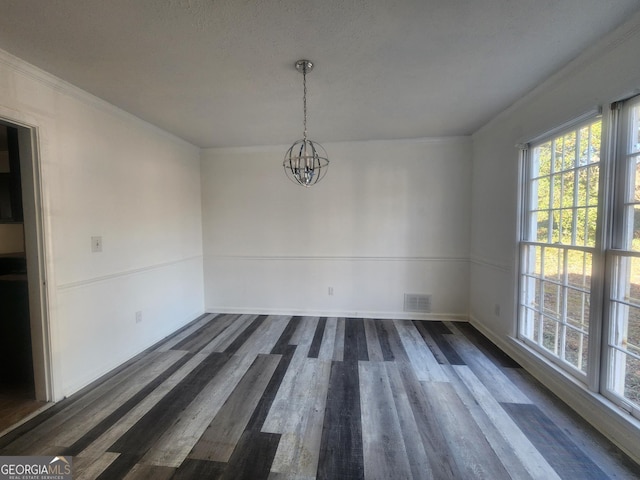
404, 294, 432, 313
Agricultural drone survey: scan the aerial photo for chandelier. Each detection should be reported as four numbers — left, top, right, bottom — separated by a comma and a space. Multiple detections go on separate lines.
283, 59, 329, 187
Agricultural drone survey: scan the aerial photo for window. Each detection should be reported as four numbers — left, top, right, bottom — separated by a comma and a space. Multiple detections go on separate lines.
518, 97, 640, 420
519, 117, 602, 378
605, 97, 640, 415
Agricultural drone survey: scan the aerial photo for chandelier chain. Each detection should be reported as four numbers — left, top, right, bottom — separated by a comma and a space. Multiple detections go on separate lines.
302, 65, 308, 140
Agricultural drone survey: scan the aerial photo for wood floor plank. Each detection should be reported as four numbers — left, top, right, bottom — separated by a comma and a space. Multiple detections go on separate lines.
411, 321, 449, 365
454, 322, 522, 368
332, 318, 346, 362
374, 319, 408, 362
363, 319, 384, 362
359, 361, 413, 480
265, 358, 331, 477
122, 463, 175, 480
154, 313, 218, 352
414, 320, 465, 365
307, 317, 327, 359
344, 318, 369, 362
502, 403, 610, 479
223, 315, 268, 354
385, 362, 433, 480
244, 345, 296, 434
172, 459, 225, 479
396, 320, 448, 382
73, 352, 212, 461
268, 473, 315, 480
219, 431, 280, 480
233, 315, 291, 358
271, 316, 299, 354
109, 352, 231, 456
317, 317, 338, 361
289, 316, 319, 349
75, 452, 120, 480
171, 313, 237, 353
421, 381, 511, 479
200, 314, 258, 353
189, 353, 280, 462
64, 352, 195, 456
316, 361, 364, 480
445, 328, 531, 404
1, 350, 165, 453
263, 349, 327, 433
5, 350, 187, 454
396, 361, 461, 479
450, 365, 560, 480
140, 352, 258, 467
95, 453, 140, 480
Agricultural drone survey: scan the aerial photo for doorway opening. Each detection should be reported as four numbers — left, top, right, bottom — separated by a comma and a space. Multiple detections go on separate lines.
0, 119, 50, 432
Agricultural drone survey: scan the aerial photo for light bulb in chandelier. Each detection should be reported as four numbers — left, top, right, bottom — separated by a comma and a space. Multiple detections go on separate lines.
283, 59, 329, 187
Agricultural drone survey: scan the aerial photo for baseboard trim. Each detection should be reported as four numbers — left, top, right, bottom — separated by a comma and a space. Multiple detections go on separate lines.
469, 315, 640, 465
206, 306, 468, 322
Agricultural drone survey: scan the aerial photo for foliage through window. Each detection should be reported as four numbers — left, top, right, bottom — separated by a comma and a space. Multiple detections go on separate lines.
520, 118, 601, 376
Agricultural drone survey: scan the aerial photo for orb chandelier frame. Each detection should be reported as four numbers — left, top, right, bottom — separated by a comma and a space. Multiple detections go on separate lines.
283, 59, 329, 187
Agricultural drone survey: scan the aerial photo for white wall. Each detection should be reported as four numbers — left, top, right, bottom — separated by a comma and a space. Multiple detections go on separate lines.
470, 11, 640, 462
0, 49, 204, 399
202, 138, 471, 319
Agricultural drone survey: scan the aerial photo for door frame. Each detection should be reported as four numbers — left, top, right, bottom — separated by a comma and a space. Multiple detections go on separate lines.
1, 116, 53, 402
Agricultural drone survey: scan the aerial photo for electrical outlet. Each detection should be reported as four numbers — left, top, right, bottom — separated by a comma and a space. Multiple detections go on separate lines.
91, 236, 102, 253
135, 311, 142, 324
328, 286, 334, 296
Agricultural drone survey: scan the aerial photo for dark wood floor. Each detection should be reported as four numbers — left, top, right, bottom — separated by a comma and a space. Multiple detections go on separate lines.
0, 385, 45, 434
1, 314, 639, 479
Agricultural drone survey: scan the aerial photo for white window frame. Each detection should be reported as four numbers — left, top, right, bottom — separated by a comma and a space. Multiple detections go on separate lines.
602, 95, 640, 419
518, 110, 605, 391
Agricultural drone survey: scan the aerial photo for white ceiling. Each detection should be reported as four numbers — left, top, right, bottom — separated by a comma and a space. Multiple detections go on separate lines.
0, 1, 638, 148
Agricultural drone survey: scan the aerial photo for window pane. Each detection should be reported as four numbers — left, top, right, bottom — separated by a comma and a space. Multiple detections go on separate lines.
552, 174, 562, 208
562, 172, 575, 208
624, 354, 640, 405
535, 176, 550, 210
563, 131, 577, 170
631, 206, 640, 252
543, 247, 562, 281
623, 257, 640, 305
565, 327, 588, 373
543, 281, 562, 319
588, 121, 602, 163
630, 104, 640, 154
578, 126, 590, 166
561, 208, 574, 244
628, 309, 640, 357
536, 210, 549, 243
587, 165, 599, 206
567, 250, 592, 289
567, 288, 589, 331
554, 140, 563, 173
584, 207, 597, 247
633, 159, 640, 203
576, 167, 588, 207
532, 246, 543, 277
543, 317, 560, 353
536, 142, 552, 176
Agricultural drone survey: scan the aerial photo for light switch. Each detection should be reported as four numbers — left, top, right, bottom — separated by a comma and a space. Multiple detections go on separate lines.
91, 236, 102, 253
